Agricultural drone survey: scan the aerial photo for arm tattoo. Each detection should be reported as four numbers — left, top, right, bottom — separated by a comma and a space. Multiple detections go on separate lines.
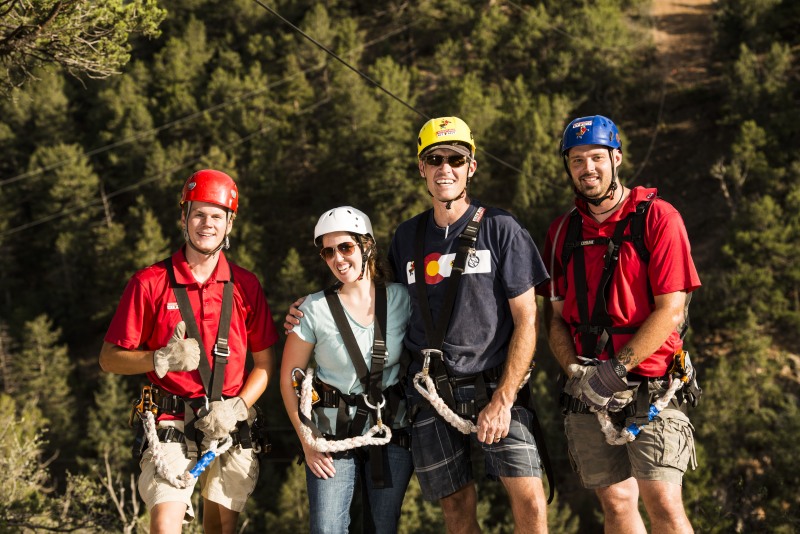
616, 347, 634, 365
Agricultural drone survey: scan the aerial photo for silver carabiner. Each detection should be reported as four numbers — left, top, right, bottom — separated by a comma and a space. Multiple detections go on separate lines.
362, 394, 387, 428
420, 348, 444, 377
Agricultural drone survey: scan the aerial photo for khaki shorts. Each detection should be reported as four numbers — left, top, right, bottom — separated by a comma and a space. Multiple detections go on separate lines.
138, 415, 259, 523
564, 403, 696, 489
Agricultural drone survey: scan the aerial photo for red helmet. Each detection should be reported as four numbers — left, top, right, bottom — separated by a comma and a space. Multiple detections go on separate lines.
180, 169, 239, 213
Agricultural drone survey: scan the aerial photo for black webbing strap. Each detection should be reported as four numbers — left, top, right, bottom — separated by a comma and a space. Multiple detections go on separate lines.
415, 207, 485, 350
563, 200, 654, 357
164, 256, 234, 401
324, 282, 390, 488
413, 207, 485, 408
164, 257, 235, 457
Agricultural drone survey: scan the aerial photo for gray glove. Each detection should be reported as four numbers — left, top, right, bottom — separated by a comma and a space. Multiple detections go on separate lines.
195, 397, 249, 440
606, 388, 636, 412
153, 321, 200, 378
576, 359, 629, 411
564, 364, 590, 399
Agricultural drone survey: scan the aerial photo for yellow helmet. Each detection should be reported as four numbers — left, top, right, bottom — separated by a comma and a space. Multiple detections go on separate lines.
417, 117, 476, 157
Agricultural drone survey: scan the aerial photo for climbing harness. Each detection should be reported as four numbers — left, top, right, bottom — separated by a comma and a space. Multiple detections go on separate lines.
297, 367, 391, 453
554, 196, 702, 444
560, 197, 656, 358
411, 206, 487, 429
294, 282, 407, 487
410, 205, 556, 503
128, 256, 269, 485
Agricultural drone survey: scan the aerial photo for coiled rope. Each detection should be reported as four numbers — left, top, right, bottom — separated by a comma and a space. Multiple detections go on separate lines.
142, 410, 233, 488
298, 368, 391, 452
597, 377, 684, 445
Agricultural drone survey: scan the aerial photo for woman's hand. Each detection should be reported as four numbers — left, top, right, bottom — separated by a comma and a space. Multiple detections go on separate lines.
302, 442, 336, 479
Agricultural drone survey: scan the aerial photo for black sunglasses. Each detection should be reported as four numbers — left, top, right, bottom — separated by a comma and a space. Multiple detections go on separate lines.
423, 154, 469, 168
320, 242, 358, 260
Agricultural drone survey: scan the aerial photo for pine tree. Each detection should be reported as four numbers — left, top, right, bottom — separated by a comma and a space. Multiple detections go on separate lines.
13, 315, 76, 446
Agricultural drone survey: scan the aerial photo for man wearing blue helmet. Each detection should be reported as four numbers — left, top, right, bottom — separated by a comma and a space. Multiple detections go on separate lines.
538, 115, 701, 532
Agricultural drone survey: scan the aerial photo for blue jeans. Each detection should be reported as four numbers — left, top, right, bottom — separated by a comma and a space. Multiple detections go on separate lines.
307, 443, 414, 534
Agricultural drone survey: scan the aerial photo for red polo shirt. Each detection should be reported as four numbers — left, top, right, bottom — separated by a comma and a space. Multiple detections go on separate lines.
538, 187, 701, 376
105, 248, 278, 398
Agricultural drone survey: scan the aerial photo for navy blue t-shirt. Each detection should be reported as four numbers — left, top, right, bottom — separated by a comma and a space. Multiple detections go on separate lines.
388, 200, 549, 375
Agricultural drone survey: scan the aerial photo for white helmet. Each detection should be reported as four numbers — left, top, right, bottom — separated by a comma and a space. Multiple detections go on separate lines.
313, 206, 374, 246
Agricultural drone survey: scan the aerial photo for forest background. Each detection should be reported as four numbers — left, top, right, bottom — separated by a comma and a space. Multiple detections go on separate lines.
0, 0, 798, 532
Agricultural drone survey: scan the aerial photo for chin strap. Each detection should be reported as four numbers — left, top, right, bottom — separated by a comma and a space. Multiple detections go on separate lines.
566, 148, 619, 207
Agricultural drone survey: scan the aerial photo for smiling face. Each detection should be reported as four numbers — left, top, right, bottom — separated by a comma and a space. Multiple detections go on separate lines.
321, 231, 365, 284
418, 147, 477, 204
566, 144, 622, 201
181, 201, 232, 254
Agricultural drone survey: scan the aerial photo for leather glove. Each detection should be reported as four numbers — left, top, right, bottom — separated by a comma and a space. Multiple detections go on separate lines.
564, 364, 589, 398
606, 388, 636, 412
576, 359, 628, 411
153, 321, 200, 378
195, 397, 249, 440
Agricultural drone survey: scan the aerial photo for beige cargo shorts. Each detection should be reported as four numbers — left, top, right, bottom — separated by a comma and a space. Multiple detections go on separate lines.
137, 413, 259, 523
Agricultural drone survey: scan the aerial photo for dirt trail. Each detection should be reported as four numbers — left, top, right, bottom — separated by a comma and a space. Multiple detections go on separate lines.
652, 0, 715, 88
637, 0, 723, 264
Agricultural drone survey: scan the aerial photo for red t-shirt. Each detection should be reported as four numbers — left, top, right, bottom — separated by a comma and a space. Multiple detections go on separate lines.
105, 248, 278, 399
537, 187, 701, 376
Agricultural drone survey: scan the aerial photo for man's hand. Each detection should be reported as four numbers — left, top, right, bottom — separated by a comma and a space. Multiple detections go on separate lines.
575, 359, 628, 411
476, 398, 512, 444
283, 296, 307, 335
606, 388, 636, 412
153, 321, 200, 378
195, 397, 249, 440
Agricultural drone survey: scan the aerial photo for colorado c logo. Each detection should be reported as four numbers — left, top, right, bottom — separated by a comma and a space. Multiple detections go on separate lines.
425, 252, 445, 284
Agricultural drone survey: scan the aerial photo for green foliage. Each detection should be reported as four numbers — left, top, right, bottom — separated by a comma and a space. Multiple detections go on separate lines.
13, 315, 75, 446
688, 315, 800, 532
0, 0, 166, 93
0, 0, 797, 531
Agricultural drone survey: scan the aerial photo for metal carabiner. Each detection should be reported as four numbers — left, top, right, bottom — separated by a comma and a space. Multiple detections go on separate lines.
362, 394, 387, 428
420, 348, 444, 377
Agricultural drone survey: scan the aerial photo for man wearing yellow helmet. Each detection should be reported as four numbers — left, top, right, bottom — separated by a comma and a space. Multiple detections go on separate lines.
388, 117, 550, 532
283, 118, 552, 531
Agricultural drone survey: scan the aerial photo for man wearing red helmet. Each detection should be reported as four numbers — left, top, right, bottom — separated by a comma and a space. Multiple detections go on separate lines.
539, 116, 700, 532
99, 169, 278, 534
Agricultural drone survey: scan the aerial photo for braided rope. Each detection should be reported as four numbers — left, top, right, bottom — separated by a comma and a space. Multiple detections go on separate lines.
413, 371, 477, 434
597, 378, 684, 445
142, 410, 233, 488
298, 368, 391, 452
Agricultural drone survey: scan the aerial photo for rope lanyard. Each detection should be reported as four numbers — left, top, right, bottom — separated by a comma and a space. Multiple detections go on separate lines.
294, 285, 393, 461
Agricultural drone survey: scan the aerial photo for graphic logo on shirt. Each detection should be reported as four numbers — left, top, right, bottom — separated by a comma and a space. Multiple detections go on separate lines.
167, 302, 179, 310
405, 250, 491, 285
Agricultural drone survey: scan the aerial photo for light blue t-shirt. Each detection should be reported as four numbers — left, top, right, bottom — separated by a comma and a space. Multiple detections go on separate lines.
293, 282, 411, 435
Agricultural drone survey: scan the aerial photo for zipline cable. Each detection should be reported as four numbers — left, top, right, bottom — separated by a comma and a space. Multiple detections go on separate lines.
0, 98, 329, 237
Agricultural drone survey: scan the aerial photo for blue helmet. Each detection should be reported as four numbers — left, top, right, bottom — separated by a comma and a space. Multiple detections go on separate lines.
560, 115, 621, 156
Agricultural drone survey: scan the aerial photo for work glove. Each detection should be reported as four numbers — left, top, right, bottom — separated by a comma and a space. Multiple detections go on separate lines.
195, 397, 249, 440
153, 321, 200, 378
564, 364, 590, 399
606, 388, 636, 412
575, 359, 629, 411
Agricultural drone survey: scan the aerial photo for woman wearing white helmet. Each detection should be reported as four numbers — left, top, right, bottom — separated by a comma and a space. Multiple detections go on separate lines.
280, 206, 413, 534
